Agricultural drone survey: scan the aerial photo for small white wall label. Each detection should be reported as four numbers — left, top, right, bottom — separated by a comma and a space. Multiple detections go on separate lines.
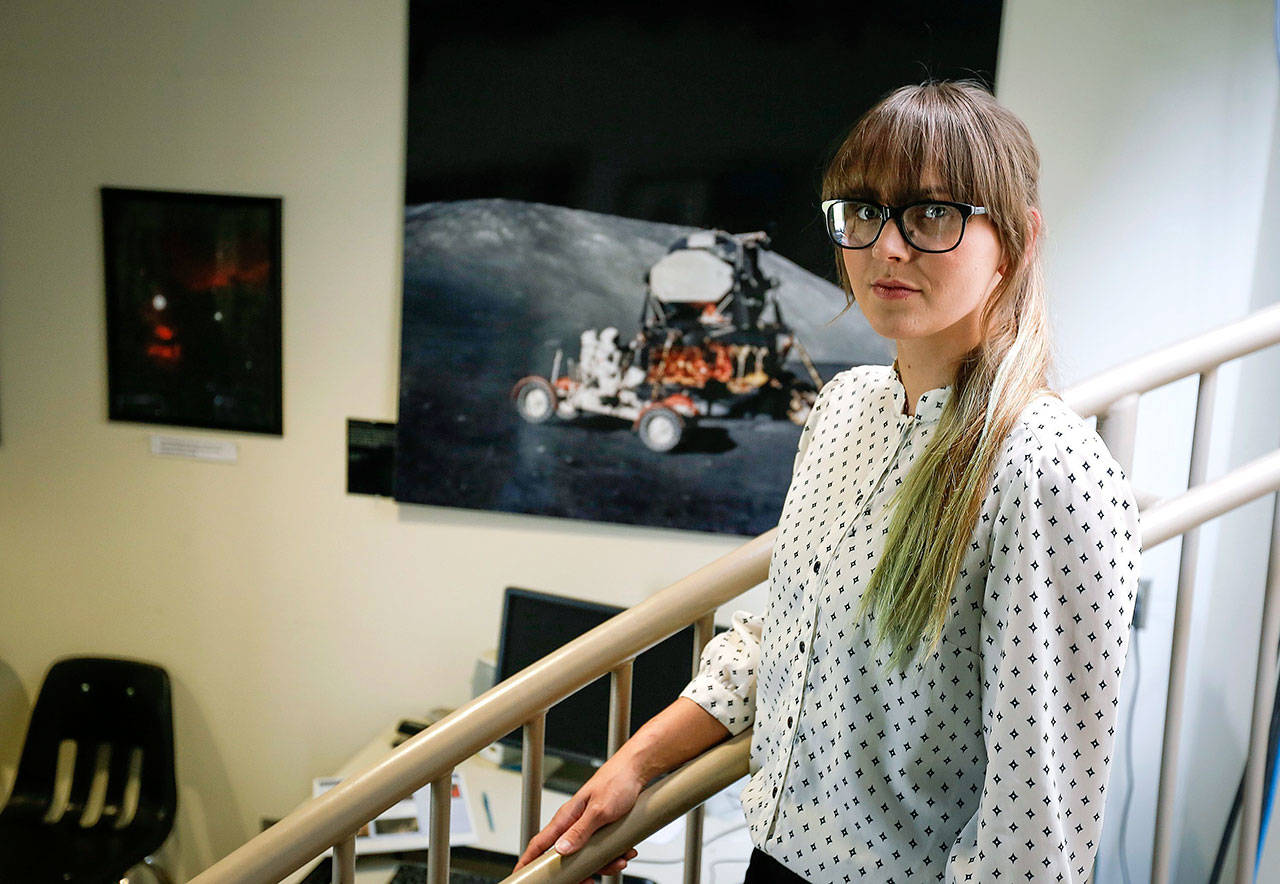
149, 434, 238, 463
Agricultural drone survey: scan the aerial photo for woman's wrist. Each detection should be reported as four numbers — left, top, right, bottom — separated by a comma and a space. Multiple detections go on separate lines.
598, 698, 731, 788
605, 728, 665, 785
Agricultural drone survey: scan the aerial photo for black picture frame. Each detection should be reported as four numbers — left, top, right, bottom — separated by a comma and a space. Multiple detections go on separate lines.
101, 186, 283, 435
392, 4, 1002, 535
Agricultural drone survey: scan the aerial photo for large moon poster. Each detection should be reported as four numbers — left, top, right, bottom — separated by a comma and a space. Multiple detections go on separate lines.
394, 3, 1003, 536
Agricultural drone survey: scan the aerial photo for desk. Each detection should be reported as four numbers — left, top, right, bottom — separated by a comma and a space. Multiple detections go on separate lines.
281, 720, 753, 884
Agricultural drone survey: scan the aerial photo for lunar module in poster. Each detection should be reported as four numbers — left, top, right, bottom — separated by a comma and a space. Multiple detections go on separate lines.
511, 230, 824, 453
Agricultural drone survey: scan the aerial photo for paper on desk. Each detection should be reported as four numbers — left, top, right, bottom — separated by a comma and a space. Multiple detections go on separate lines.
312, 768, 478, 853
445, 767, 479, 844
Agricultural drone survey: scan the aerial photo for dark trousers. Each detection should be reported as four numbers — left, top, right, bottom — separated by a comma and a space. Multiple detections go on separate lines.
743, 848, 811, 884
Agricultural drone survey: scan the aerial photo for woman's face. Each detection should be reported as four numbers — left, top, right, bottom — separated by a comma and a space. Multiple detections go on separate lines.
841, 176, 1007, 347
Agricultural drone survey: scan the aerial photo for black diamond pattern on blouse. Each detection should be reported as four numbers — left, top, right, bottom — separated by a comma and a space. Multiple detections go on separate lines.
680, 364, 1142, 882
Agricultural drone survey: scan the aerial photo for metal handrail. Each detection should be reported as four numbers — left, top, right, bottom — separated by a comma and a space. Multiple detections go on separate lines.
191, 302, 1280, 884
504, 732, 753, 884
189, 531, 775, 884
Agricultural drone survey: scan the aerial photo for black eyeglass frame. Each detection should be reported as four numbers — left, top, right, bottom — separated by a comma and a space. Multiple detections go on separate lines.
820, 197, 989, 254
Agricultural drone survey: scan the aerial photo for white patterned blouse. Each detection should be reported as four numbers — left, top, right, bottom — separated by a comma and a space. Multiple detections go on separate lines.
679, 362, 1143, 883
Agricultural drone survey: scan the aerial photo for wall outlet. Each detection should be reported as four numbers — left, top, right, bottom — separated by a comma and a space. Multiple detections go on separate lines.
1132, 578, 1152, 629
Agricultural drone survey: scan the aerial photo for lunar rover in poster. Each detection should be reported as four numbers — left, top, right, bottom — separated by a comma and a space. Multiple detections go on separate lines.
510, 229, 824, 452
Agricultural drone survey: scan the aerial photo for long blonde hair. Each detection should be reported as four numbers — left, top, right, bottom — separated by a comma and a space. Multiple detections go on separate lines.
821, 79, 1060, 675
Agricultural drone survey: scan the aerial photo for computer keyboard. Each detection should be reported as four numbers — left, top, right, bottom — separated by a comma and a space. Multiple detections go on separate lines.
296, 857, 503, 884
389, 862, 501, 884
388, 860, 657, 884
297, 849, 656, 884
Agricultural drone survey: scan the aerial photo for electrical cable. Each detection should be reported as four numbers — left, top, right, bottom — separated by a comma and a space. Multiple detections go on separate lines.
1207, 505, 1280, 884
1209, 776, 1246, 884
1252, 567, 1280, 878
1258, 727, 1280, 876
1207, 635, 1280, 883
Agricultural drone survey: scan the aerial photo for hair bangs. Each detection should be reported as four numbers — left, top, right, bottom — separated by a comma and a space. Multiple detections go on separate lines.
824, 91, 988, 209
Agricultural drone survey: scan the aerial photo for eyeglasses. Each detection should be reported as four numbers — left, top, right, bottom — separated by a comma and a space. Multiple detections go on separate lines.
821, 198, 988, 253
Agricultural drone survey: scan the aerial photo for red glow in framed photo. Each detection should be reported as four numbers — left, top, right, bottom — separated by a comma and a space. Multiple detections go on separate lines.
101, 186, 283, 435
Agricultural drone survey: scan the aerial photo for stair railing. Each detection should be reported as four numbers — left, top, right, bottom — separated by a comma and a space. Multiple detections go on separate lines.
190, 526, 773, 884
191, 302, 1280, 884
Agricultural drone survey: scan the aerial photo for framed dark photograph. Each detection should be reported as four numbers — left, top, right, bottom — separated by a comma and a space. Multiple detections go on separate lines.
392, 3, 1002, 535
101, 186, 283, 435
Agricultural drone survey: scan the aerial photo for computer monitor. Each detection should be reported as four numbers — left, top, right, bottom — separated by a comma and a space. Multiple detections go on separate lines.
494, 586, 727, 767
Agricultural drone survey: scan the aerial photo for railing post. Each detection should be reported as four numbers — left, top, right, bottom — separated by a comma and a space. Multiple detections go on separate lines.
608, 663, 634, 756
601, 663, 634, 884
521, 712, 546, 852
429, 772, 453, 884
682, 809, 705, 884
1095, 390, 1140, 476
682, 612, 716, 884
1151, 367, 1217, 884
1236, 489, 1280, 883
331, 836, 355, 884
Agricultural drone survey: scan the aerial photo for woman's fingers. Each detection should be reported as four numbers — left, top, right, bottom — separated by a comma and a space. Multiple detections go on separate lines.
558, 785, 644, 856
602, 849, 637, 869
554, 805, 610, 855
516, 824, 561, 870
585, 847, 641, 881
596, 848, 639, 875
575, 859, 629, 883
554, 844, 643, 883
515, 769, 643, 869
515, 794, 588, 868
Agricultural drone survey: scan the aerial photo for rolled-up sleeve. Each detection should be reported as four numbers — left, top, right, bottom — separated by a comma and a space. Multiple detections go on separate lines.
678, 609, 764, 735
946, 429, 1143, 882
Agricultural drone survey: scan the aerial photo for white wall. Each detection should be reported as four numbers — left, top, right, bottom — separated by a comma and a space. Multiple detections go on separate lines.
997, 2, 1280, 882
0, 1, 1276, 882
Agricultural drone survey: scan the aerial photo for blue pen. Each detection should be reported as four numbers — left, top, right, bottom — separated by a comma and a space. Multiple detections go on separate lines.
482, 791, 495, 831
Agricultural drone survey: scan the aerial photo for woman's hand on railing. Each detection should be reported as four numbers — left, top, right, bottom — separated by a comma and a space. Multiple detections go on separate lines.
514, 754, 644, 883
515, 699, 732, 882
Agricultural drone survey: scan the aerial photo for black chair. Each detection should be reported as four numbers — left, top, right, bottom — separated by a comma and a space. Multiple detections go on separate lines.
0, 656, 176, 884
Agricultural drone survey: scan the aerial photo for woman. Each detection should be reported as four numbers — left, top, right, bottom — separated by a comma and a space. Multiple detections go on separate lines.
516, 79, 1143, 883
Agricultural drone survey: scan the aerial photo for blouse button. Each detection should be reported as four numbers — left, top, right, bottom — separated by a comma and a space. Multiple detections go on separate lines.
787, 715, 794, 727
798, 640, 805, 653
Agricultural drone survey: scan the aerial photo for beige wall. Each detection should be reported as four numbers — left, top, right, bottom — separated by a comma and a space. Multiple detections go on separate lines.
1, 1, 1277, 882
0, 2, 750, 876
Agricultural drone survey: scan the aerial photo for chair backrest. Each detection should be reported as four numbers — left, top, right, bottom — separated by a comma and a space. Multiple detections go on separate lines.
5, 655, 176, 847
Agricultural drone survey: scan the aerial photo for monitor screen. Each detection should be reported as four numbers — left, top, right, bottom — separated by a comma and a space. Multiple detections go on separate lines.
495, 586, 727, 767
